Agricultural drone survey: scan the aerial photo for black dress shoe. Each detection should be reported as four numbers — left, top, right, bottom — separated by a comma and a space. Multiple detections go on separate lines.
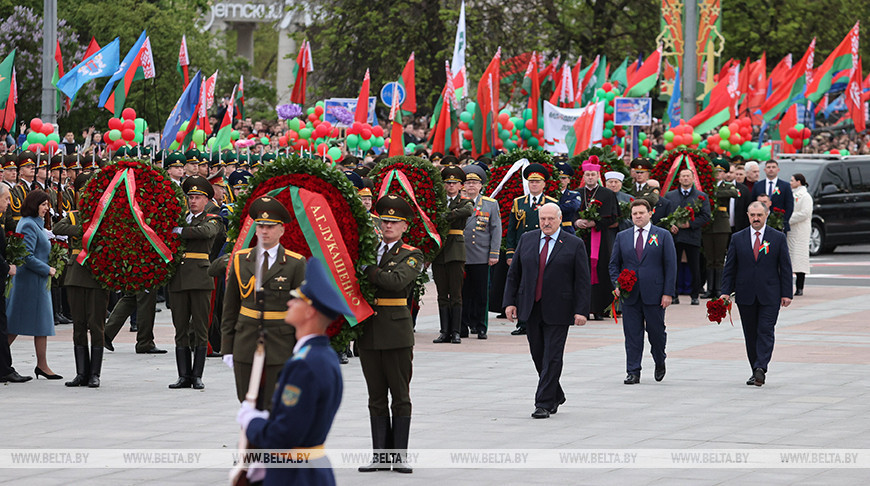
469, 328, 478, 334
55, 313, 72, 324
794, 289, 803, 296
655, 363, 666, 382
746, 376, 756, 386
624, 373, 640, 385
338, 351, 349, 364
459, 331, 469, 338
477, 332, 487, 340
104, 339, 114, 352
136, 347, 167, 354
753, 368, 765, 386
549, 397, 566, 414
699, 290, 714, 299
34, 367, 63, 380
511, 328, 526, 336
450, 333, 461, 344
0, 370, 32, 383
129, 324, 138, 332
691, 297, 700, 305
432, 333, 449, 343
531, 407, 550, 419
672, 296, 680, 304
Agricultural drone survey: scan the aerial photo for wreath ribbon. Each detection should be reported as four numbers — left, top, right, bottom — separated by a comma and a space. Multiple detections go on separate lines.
377, 168, 442, 248
78, 168, 173, 265
662, 154, 704, 193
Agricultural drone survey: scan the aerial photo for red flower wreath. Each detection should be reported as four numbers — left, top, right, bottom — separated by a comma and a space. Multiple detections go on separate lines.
567, 146, 629, 190
485, 150, 561, 240
651, 148, 715, 196
77, 158, 185, 293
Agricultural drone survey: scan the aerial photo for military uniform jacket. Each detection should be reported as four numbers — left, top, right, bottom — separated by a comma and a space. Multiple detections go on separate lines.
628, 181, 655, 199
168, 211, 222, 291
705, 182, 740, 234
505, 193, 559, 258
222, 245, 306, 365
359, 240, 423, 350
8, 179, 37, 229
558, 189, 583, 235
52, 210, 101, 289
434, 196, 473, 264
463, 195, 501, 265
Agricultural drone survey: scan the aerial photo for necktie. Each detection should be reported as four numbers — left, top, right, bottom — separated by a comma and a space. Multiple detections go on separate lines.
768, 180, 773, 196
532, 196, 538, 207
683, 190, 689, 197
636, 228, 644, 260
260, 251, 270, 280
535, 236, 551, 302
753, 231, 761, 261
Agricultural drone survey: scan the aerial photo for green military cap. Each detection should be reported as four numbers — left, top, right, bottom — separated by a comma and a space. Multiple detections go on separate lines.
375, 193, 414, 222
182, 175, 215, 199
1, 154, 15, 170
64, 154, 82, 170
83, 154, 102, 170
209, 151, 224, 167
184, 148, 202, 165
430, 152, 444, 164
35, 152, 49, 169
249, 154, 262, 167
630, 157, 653, 171
248, 196, 291, 225
261, 152, 276, 163
50, 154, 64, 171
17, 150, 36, 168
441, 165, 466, 183
442, 155, 459, 166
165, 151, 185, 167
523, 163, 550, 181
73, 172, 92, 192
112, 146, 129, 159
711, 155, 730, 172
222, 151, 239, 165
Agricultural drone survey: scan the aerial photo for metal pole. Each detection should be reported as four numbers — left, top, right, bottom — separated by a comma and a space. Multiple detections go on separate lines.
681, 0, 697, 120
42, 0, 58, 124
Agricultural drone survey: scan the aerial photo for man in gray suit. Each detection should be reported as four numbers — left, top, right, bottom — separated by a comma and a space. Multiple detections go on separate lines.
460, 164, 501, 339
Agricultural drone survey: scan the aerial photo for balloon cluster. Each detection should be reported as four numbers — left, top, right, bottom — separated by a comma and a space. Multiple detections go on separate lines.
21, 118, 60, 154
597, 82, 626, 153
517, 107, 545, 149
697, 117, 772, 161
785, 123, 811, 151
637, 132, 653, 157
106, 108, 148, 151
827, 149, 851, 155
663, 121, 701, 151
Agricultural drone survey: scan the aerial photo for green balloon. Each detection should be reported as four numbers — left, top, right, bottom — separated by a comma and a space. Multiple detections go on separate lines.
605, 105, 614, 114
605, 91, 617, 101
327, 147, 341, 160
462, 139, 472, 150
373, 136, 384, 147
663, 131, 674, 142
346, 134, 359, 148
288, 118, 301, 131
605, 120, 614, 129
528, 137, 539, 147
500, 108, 511, 116
359, 139, 372, 152
231, 130, 240, 141
719, 140, 730, 149
180, 121, 189, 132
300, 128, 312, 139
133, 133, 144, 144
316, 100, 325, 108
307, 107, 315, 115
719, 127, 730, 139
465, 102, 476, 113
135, 118, 146, 132
108, 129, 121, 141
794, 123, 805, 131
260, 137, 269, 145
21, 141, 29, 150
596, 88, 606, 98
206, 138, 217, 149
505, 140, 517, 151
639, 146, 649, 156
193, 130, 205, 145
34, 133, 47, 145
522, 108, 533, 120
460, 112, 472, 123
47, 133, 60, 143
730, 143, 740, 153
841, 149, 850, 155
169, 141, 179, 150
520, 128, 532, 139
692, 133, 702, 145
639, 132, 647, 141
603, 129, 613, 138
499, 129, 510, 140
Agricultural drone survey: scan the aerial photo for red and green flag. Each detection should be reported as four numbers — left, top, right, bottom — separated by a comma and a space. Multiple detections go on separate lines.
399, 52, 416, 115
52, 41, 70, 113
521, 52, 541, 136
573, 55, 598, 105
807, 22, 860, 104
0, 50, 16, 133
290, 40, 313, 106
581, 54, 607, 104
847, 55, 865, 132
354, 68, 370, 124
609, 57, 629, 91
760, 39, 815, 122
778, 104, 799, 154
429, 61, 460, 156
625, 47, 661, 97
213, 85, 236, 149
743, 53, 767, 124
388, 80, 405, 157
177, 34, 190, 90
687, 65, 738, 134
472, 48, 501, 158
235, 75, 245, 120
102, 35, 155, 117
549, 62, 575, 107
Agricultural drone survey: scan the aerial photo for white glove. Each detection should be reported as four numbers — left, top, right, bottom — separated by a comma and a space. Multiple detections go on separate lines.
223, 354, 234, 369
44, 229, 56, 239
246, 462, 266, 481
172, 227, 183, 234
236, 401, 269, 430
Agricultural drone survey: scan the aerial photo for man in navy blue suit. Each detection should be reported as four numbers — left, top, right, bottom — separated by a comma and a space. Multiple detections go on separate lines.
236, 257, 350, 485
721, 201, 793, 387
609, 199, 677, 384
750, 160, 793, 232
504, 203, 590, 419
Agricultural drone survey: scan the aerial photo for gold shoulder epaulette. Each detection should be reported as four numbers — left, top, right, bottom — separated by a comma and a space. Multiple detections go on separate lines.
285, 249, 303, 260
481, 196, 496, 202
401, 243, 418, 252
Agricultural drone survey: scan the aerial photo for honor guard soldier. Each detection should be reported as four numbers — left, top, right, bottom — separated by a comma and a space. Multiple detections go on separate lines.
504, 163, 558, 335
8, 151, 40, 230
222, 196, 306, 409
2, 153, 17, 190
432, 166, 473, 344
701, 158, 740, 299
358, 194, 423, 474
628, 158, 655, 198
168, 176, 222, 390
224, 151, 239, 176
555, 160, 582, 235
165, 151, 185, 186
63, 155, 82, 209
236, 257, 349, 486
228, 170, 252, 201
54, 173, 111, 388
183, 148, 201, 178
460, 164, 501, 338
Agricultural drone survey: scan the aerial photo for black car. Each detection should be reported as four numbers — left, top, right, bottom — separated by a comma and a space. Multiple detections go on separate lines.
776, 154, 870, 256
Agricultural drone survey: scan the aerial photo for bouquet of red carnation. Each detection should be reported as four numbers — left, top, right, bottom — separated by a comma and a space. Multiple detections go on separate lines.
5, 232, 26, 297
610, 269, 638, 323
576, 199, 602, 236
767, 207, 786, 231
657, 199, 700, 229
706, 295, 733, 325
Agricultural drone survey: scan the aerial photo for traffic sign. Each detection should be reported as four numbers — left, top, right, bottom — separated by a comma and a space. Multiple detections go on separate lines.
380, 82, 406, 108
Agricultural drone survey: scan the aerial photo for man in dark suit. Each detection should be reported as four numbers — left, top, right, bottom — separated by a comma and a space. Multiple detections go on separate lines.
727, 162, 751, 232
721, 201, 793, 387
504, 203, 590, 419
663, 167, 711, 305
609, 199, 677, 384
751, 159, 794, 232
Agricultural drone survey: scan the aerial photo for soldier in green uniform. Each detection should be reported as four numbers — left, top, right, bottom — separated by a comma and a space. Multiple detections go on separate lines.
62, 155, 81, 215
1, 153, 17, 190
432, 166, 473, 344
183, 148, 200, 179
627, 158, 655, 199
8, 151, 40, 230
165, 151, 185, 187
503, 163, 558, 335
167, 176, 222, 390
221, 196, 306, 409
358, 194, 423, 474
54, 173, 110, 388
701, 157, 740, 299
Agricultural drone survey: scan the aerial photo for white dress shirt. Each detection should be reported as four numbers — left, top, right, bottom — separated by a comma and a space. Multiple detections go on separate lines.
634, 221, 652, 251
538, 228, 561, 263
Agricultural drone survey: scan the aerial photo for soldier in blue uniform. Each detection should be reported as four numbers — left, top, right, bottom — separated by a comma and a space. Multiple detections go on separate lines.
236, 257, 349, 486
554, 160, 582, 235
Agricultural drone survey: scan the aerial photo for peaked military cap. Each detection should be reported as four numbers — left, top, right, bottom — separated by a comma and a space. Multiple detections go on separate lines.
523, 162, 550, 181
376, 193, 413, 222
182, 175, 214, 199
248, 195, 291, 225
441, 165, 466, 183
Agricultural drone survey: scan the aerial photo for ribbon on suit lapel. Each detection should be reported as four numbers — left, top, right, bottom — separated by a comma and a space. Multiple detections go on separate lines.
377, 169, 442, 248
78, 168, 173, 265
662, 154, 704, 193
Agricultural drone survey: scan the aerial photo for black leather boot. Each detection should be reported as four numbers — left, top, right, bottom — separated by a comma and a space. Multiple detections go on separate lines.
65, 345, 90, 387
450, 306, 462, 343
88, 346, 103, 388
358, 416, 392, 472
712, 269, 722, 297
700, 269, 716, 298
391, 416, 413, 473
432, 305, 450, 343
168, 347, 192, 389
191, 346, 207, 389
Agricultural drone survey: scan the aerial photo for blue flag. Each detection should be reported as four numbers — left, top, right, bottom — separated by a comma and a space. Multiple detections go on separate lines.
162, 71, 202, 150
667, 67, 681, 128
56, 38, 120, 99
823, 94, 847, 118
99, 31, 147, 107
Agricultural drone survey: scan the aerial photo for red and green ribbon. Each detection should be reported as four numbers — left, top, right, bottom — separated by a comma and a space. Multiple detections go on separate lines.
662, 154, 703, 193
377, 168, 442, 248
78, 168, 173, 265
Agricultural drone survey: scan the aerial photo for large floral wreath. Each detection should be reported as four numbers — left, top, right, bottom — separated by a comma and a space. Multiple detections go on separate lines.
227, 155, 378, 353
652, 148, 715, 196
77, 158, 185, 293
568, 146, 629, 190
485, 149, 561, 239
368, 156, 448, 262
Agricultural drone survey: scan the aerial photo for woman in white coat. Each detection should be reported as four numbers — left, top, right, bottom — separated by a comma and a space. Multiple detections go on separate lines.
787, 173, 812, 295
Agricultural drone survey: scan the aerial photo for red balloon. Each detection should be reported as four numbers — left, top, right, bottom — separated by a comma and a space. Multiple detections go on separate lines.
30, 118, 43, 133
497, 112, 510, 124
298, 139, 309, 149
45, 140, 59, 152
525, 119, 535, 131
372, 125, 384, 137
792, 140, 803, 149
801, 127, 811, 139
122, 120, 135, 131
665, 142, 675, 151
308, 113, 318, 122
314, 106, 324, 117
122, 129, 135, 141
176, 132, 185, 143
287, 130, 298, 139
314, 125, 328, 138
787, 127, 799, 139
728, 122, 739, 133
330, 128, 340, 138
41, 123, 54, 136
602, 82, 613, 92
463, 130, 473, 140
361, 128, 372, 140
29, 143, 43, 153
108, 118, 123, 131
316, 142, 328, 154
121, 108, 137, 120
831, 149, 840, 154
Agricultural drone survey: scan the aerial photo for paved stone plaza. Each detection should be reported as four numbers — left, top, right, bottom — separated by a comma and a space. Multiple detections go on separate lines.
2, 280, 869, 485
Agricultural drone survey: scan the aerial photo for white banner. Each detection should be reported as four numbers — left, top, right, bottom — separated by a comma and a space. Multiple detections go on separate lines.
543, 101, 604, 154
